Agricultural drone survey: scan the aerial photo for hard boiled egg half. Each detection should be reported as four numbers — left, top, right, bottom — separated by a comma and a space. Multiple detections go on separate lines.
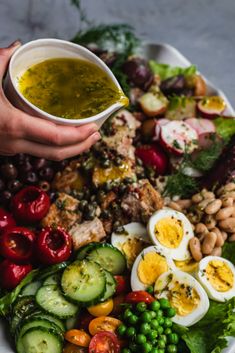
131, 245, 175, 291
111, 222, 150, 268
196, 256, 235, 302
154, 270, 209, 326
148, 208, 194, 261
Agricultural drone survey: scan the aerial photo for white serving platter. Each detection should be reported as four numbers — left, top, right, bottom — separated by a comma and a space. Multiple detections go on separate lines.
0, 42, 234, 353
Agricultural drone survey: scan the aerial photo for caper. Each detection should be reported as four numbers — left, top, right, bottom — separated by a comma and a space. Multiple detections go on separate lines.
79, 200, 88, 210
124, 177, 133, 184
118, 184, 127, 195
100, 209, 111, 219
104, 182, 113, 191
101, 159, 111, 168
76, 191, 84, 200
114, 156, 123, 166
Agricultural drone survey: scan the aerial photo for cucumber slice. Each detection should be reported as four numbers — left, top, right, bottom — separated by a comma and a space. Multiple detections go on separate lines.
43, 274, 60, 286
17, 327, 62, 353
101, 270, 117, 302
11, 296, 36, 335
21, 281, 41, 296
24, 312, 65, 332
76, 242, 98, 260
61, 260, 106, 305
87, 243, 126, 274
36, 285, 78, 319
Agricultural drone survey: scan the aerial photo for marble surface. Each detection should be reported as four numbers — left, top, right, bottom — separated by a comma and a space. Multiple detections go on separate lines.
0, 0, 235, 105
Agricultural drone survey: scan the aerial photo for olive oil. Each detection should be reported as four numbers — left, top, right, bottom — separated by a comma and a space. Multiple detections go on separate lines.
18, 58, 128, 119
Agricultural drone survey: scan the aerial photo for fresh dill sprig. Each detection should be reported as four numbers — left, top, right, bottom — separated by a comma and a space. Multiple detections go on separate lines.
190, 139, 224, 172
164, 170, 199, 198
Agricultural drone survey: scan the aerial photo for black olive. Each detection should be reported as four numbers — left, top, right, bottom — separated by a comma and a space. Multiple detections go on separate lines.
0, 190, 12, 205
0, 163, 18, 180
160, 74, 185, 96
18, 160, 33, 174
39, 167, 55, 182
32, 158, 48, 171
13, 153, 28, 165
49, 191, 58, 202
0, 179, 5, 192
7, 179, 22, 193
22, 171, 39, 185
123, 57, 154, 90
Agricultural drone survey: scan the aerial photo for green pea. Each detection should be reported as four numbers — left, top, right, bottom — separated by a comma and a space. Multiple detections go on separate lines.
126, 326, 136, 337
167, 333, 179, 345
146, 285, 154, 294
165, 328, 172, 335
136, 334, 147, 345
160, 334, 167, 343
149, 310, 156, 318
166, 307, 176, 318
151, 319, 159, 329
157, 326, 164, 335
129, 342, 138, 351
150, 301, 160, 312
140, 323, 151, 335
158, 349, 165, 353
117, 324, 126, 336
147, 330, 158, 341
140, 311, 152, 322
128, 314, 138, 325
159, 298, 171, 309
123, 309, 133, 321
158, 339, 166, 349
121, 349, 131, 353
136, 302, 147, 312
151, 348, 159, 353
158, 317, 164, 326
163, 318, 173, 328
167, 344, 177, 353
142, 342, 152, 353
156, 310, 163, 318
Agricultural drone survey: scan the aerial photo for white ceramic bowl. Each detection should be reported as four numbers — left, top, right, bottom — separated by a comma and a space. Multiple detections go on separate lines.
4, 38, 127, 127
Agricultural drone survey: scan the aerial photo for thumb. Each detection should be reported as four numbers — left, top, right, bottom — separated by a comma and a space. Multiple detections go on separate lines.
0, 40, 21, 82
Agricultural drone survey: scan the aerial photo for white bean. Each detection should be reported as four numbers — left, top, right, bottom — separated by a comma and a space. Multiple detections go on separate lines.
202, 232, 217, 255
215, 206, 234, 221
205, 199, 222, 215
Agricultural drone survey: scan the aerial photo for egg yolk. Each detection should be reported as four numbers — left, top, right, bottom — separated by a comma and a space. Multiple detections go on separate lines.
169, 281, 200, 316
137, 252, 168, 285
205, 260, 234, 292
122, 238, 148, 266
175, 259, 199, 273
154, 217, 183, 248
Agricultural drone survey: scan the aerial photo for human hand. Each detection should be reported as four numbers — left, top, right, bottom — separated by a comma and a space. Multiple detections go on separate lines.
0, 41, 101, 161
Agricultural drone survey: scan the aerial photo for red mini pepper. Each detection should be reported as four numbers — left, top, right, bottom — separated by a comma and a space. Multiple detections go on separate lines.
0, 208, 16, 235
11, 186, 50, 223
0, 259, 32, 290
125, 291, 155, 304
36, 226, 72, 265
0, 226, 36, 263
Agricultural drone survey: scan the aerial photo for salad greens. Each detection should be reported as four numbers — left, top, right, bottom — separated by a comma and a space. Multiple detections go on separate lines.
214, 117, 235, 142
222, 242, 235, 265
149, 60, 197, 80
0, 262, 67, 317
175, 298, 235, 353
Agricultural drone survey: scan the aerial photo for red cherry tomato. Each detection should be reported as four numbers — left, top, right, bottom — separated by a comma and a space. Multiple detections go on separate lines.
11, 186, 50, 223
36, 226, 72, 265
0, 227, 36, 263
125, 291, 155, 304
135, 144, 168, 175
89, 331, 120, 353
114, 276, 130, 295
0, 259, 32, 290
0, 208, 16, 235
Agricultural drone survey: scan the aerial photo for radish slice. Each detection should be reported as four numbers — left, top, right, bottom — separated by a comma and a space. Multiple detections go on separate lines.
153, 118, 170, 141
185, 118, 215, 135
160, 121, 198, 155
197, 96, 226, 119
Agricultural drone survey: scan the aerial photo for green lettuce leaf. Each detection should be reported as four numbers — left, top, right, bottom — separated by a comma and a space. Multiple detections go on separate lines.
214, 117, 235, 142
177, 298, 235, 353
149, 60, 197, 80
222, 242, 235, 265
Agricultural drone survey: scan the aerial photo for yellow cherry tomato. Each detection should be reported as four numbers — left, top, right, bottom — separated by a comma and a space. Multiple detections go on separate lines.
63, 342, 87, 353
87, 299, 114, 317
64, 329, 91, 347
89, 316, 122, 336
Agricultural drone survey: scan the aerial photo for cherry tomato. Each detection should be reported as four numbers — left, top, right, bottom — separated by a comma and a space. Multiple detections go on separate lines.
88, 299, 113, 317
0, 227, 36, 263
65, 329, 91, 347
125, 291, 155, 304
36, 226, 72, 265
0, 208, 15, 235
89, 331, 120, 353
0, 259, 32, 290
63, 342, 87, 353
89, 316, 122, 336
12, 186, 50, 223
114, 276, 130, 295
135, 144, 168, 175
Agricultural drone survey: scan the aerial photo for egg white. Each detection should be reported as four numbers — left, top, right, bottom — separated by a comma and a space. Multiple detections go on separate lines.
154, 270, 209, 327
111, 222, 150, 268
131, 245, 176, 291
148, 208, 194, 261
196, 256, 235, 302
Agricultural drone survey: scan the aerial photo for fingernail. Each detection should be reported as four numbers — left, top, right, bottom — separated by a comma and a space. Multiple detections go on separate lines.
93, 132, 101, 142
8, 39, 21, 49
